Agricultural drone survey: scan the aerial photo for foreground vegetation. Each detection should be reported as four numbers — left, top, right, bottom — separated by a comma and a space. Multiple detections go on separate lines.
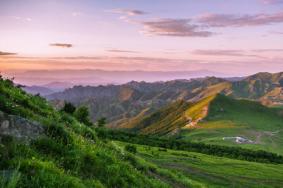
1, 76, 283, 187
0, 77, 169, 187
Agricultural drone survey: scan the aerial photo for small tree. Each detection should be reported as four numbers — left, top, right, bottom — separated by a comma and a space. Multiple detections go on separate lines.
74, 106, 92, 126
62, 102, 76, 114
97, 117, 106, 128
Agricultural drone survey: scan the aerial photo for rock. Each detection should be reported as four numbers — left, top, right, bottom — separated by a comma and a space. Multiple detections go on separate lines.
1, 120, 9, 129
0, 111, 44, 144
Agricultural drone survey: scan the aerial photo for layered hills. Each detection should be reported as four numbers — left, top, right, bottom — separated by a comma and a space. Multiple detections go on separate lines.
47, 72, 283, 154
48, 72, 283, 126
1, 75, 283, 187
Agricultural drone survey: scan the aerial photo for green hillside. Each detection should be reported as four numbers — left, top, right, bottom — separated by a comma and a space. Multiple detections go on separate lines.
0, 77, 175, 187
181, 95, 283, 154
121, 100, 190, 135
124, 94, 283, 154
116, 141, 283, 188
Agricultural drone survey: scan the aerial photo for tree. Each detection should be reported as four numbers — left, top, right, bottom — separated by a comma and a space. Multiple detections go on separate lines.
62, 102, 76, 114
74, 106, 92, 126
97, 117, 106, 128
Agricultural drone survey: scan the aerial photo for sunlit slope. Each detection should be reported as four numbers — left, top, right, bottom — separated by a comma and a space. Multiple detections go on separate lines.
181, 95, 283, 154
124, 94, 283, 153
121, 100, 191, 135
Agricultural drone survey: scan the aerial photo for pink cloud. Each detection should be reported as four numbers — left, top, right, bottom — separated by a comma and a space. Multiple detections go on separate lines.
193, 49, 266, 59
0, 51, 17, 56
198, 12, 283, 27
109, 9, 147, 16
141, 19, 214, 37
50, 43, 73, 48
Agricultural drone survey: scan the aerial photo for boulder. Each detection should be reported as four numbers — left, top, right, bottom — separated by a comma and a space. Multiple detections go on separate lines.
0, 111, 44, 144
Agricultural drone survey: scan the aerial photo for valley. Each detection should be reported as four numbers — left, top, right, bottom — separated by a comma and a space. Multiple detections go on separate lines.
48, 72, 283, 154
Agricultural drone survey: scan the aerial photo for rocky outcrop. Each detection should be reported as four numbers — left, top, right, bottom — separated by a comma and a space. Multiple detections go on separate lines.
0, 111, 44, 144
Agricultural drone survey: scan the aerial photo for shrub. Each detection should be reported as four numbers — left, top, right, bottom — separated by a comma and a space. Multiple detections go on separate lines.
62, 102, 76, 114
97, 117, 106, 128
158, 148, 167, 152
125, 145, 137, 154
74, 106, 92, 127
45, 124, 73, 145
32, 137, 66, 156
0, 135, 17, 168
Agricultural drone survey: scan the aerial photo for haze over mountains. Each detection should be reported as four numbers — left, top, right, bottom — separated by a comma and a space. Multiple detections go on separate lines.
7, 69, 228, 89
47, 71, 283, 154
48, 72, 283, 125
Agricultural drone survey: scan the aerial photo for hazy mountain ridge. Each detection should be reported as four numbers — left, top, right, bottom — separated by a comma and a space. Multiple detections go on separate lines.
8, 69, 228, 87
48, 72, 283, 127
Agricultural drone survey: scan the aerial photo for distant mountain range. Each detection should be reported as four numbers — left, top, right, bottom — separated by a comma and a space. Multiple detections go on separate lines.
47, 72, 283, 125
23, 82, 74, 96
47, 71, 283, 154
10, 69, 229, 87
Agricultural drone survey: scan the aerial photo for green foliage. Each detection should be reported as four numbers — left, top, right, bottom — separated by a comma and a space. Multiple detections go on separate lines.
96, 128, 283, 164
74, 106, 92, 126
62, 102, 76, 114
0, 77, 169, 188
120, 141, 283, 188
97, 117, 106, 128
45, 124, 73, 145
125, 145, 137, 154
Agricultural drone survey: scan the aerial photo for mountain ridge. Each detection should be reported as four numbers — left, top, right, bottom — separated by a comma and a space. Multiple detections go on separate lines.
48, 72, 283, 126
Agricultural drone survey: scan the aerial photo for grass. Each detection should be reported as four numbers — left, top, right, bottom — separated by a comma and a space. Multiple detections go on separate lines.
115, 141, 283, 188
181, 95, 283, 154
0, 77, 170, 187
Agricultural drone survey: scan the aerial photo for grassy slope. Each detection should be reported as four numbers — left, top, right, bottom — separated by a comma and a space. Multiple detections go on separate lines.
181, 95, 283, 154
115, 141, 283, 188
121, 100, 191, 135
0, 78, 176, 188
122, 91, 283, 154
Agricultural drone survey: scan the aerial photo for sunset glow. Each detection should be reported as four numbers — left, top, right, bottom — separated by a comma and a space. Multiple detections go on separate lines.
1, 0, 283, 84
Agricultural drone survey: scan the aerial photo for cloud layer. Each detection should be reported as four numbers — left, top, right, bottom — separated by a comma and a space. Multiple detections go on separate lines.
193, 49, 265, 59
0, 51, 17, 56
109, 9, 147, 16
107, 49, 139, 53
141, 19, 214, 37
50, 43, 73, 48
198, 12, 283, 27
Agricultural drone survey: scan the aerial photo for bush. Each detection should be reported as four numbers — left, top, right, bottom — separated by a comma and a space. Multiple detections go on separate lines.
97, 117, 106, 128
32, 137, 66, 156
74, 106, 92, 127
125, 145, 137, 154
62, 102, 76, 114
45, 124, 73, 145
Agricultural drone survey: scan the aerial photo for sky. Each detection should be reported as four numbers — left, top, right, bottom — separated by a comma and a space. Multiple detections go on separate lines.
1, 0, 283, 83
